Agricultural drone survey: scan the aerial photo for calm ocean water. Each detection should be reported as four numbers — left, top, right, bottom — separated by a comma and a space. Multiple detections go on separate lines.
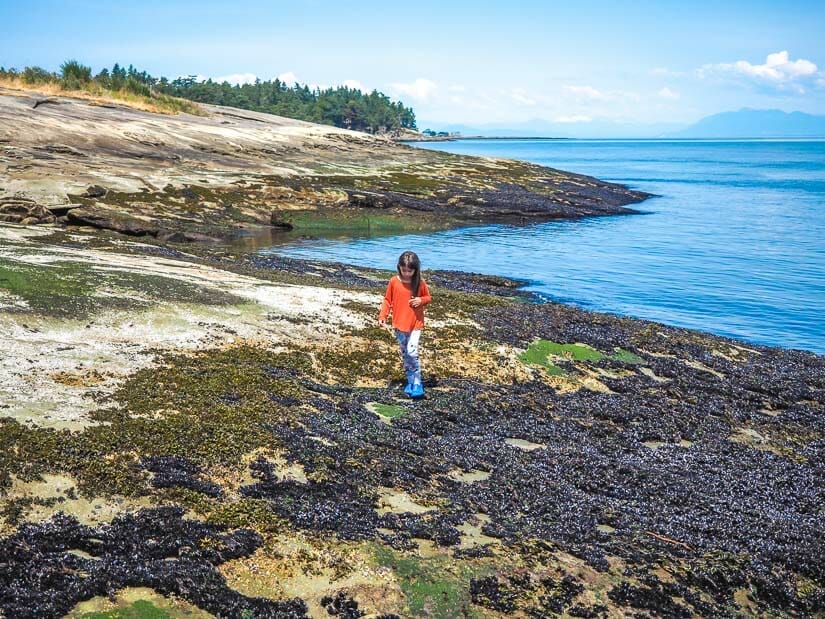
268, 139, 825, 354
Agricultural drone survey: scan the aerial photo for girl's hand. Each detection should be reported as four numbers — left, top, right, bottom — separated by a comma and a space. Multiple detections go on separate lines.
409, 297, 422, 308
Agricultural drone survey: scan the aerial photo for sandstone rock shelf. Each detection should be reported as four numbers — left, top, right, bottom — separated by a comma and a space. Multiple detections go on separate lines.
1, 87, 650, 241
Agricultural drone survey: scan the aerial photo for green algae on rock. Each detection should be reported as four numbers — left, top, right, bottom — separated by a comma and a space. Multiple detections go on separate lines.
366, 402, 408, 422
70, 590, 212, 618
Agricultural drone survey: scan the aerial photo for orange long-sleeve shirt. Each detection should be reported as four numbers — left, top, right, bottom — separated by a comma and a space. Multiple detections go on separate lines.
378, 276, 432, 332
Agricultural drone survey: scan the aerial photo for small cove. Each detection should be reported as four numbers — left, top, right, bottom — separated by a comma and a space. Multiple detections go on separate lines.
263, 139, 825, 354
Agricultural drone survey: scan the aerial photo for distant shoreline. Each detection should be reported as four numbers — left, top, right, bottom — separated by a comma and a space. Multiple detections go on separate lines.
403, 135, 825, 142
402, 135, 571, 142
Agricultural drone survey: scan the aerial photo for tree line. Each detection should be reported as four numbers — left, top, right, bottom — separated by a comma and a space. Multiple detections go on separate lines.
161, 76, 416, 134
0, 60, 417, 133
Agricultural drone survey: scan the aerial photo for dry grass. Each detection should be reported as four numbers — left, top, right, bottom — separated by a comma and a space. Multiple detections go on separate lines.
0, 77, 206, 116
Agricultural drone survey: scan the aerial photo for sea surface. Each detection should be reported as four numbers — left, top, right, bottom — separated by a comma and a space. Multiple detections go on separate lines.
266, 139, 825, 354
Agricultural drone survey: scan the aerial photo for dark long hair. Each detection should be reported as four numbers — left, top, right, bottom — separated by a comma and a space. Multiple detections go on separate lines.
397, 251, 421, 297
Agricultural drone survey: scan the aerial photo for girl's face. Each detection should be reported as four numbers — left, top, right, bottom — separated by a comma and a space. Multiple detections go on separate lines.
398, 265, 415, 282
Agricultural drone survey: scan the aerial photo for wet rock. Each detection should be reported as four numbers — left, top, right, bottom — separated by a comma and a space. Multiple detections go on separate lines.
66, 208, 158, 236
270, 208, 294, 230
155, 229, 192, 243
152, 228, 222, 243
346, 190, 435, 212
464, 180, 644, 221
427, 269, 537, 299
84, 185, 108, 198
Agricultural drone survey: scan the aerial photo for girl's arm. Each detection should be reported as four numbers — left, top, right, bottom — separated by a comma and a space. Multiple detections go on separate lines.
378, 278, 394, 324
417, 279, 432, 306
409, 279, 431, 308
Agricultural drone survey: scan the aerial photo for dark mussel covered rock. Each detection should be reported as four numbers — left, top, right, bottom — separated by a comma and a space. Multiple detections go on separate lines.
0, 506, 307, 619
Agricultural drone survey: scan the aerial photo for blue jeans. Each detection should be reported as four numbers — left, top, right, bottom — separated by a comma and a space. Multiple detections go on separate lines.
395, 329, 422, 386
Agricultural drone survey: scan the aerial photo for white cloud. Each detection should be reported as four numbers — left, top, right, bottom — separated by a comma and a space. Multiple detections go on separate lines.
342, 79, 364, 91
699, 51, 818, 91
448, 84, 466, 93
389, 78, 437, 101
555, 115, 592, 123
278, 71, 299, 85
214, 72, 258, 85
658, 87, 680, 100
563, 85, 606, 100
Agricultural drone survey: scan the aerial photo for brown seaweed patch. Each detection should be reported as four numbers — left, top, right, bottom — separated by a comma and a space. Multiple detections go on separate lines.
50, 368, 109, 387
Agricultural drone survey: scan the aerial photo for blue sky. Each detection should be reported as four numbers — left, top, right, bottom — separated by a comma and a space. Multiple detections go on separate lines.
2, 0, 824, 132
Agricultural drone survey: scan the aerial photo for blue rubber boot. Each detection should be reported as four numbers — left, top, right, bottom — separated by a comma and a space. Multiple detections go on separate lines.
410, 383, 424, 399
404, 372, 413, 396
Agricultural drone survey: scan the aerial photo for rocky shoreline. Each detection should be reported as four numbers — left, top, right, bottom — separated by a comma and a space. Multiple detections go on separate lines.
1, 88, 649, 244
0, 89, 822, 617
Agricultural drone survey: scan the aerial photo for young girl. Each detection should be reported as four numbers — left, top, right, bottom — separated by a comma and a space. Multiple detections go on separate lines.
378, 251, 432, 398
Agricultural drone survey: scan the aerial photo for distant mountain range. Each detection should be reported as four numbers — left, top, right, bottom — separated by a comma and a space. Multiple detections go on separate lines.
671, 109, 825, 138
420, 109, 825, 139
